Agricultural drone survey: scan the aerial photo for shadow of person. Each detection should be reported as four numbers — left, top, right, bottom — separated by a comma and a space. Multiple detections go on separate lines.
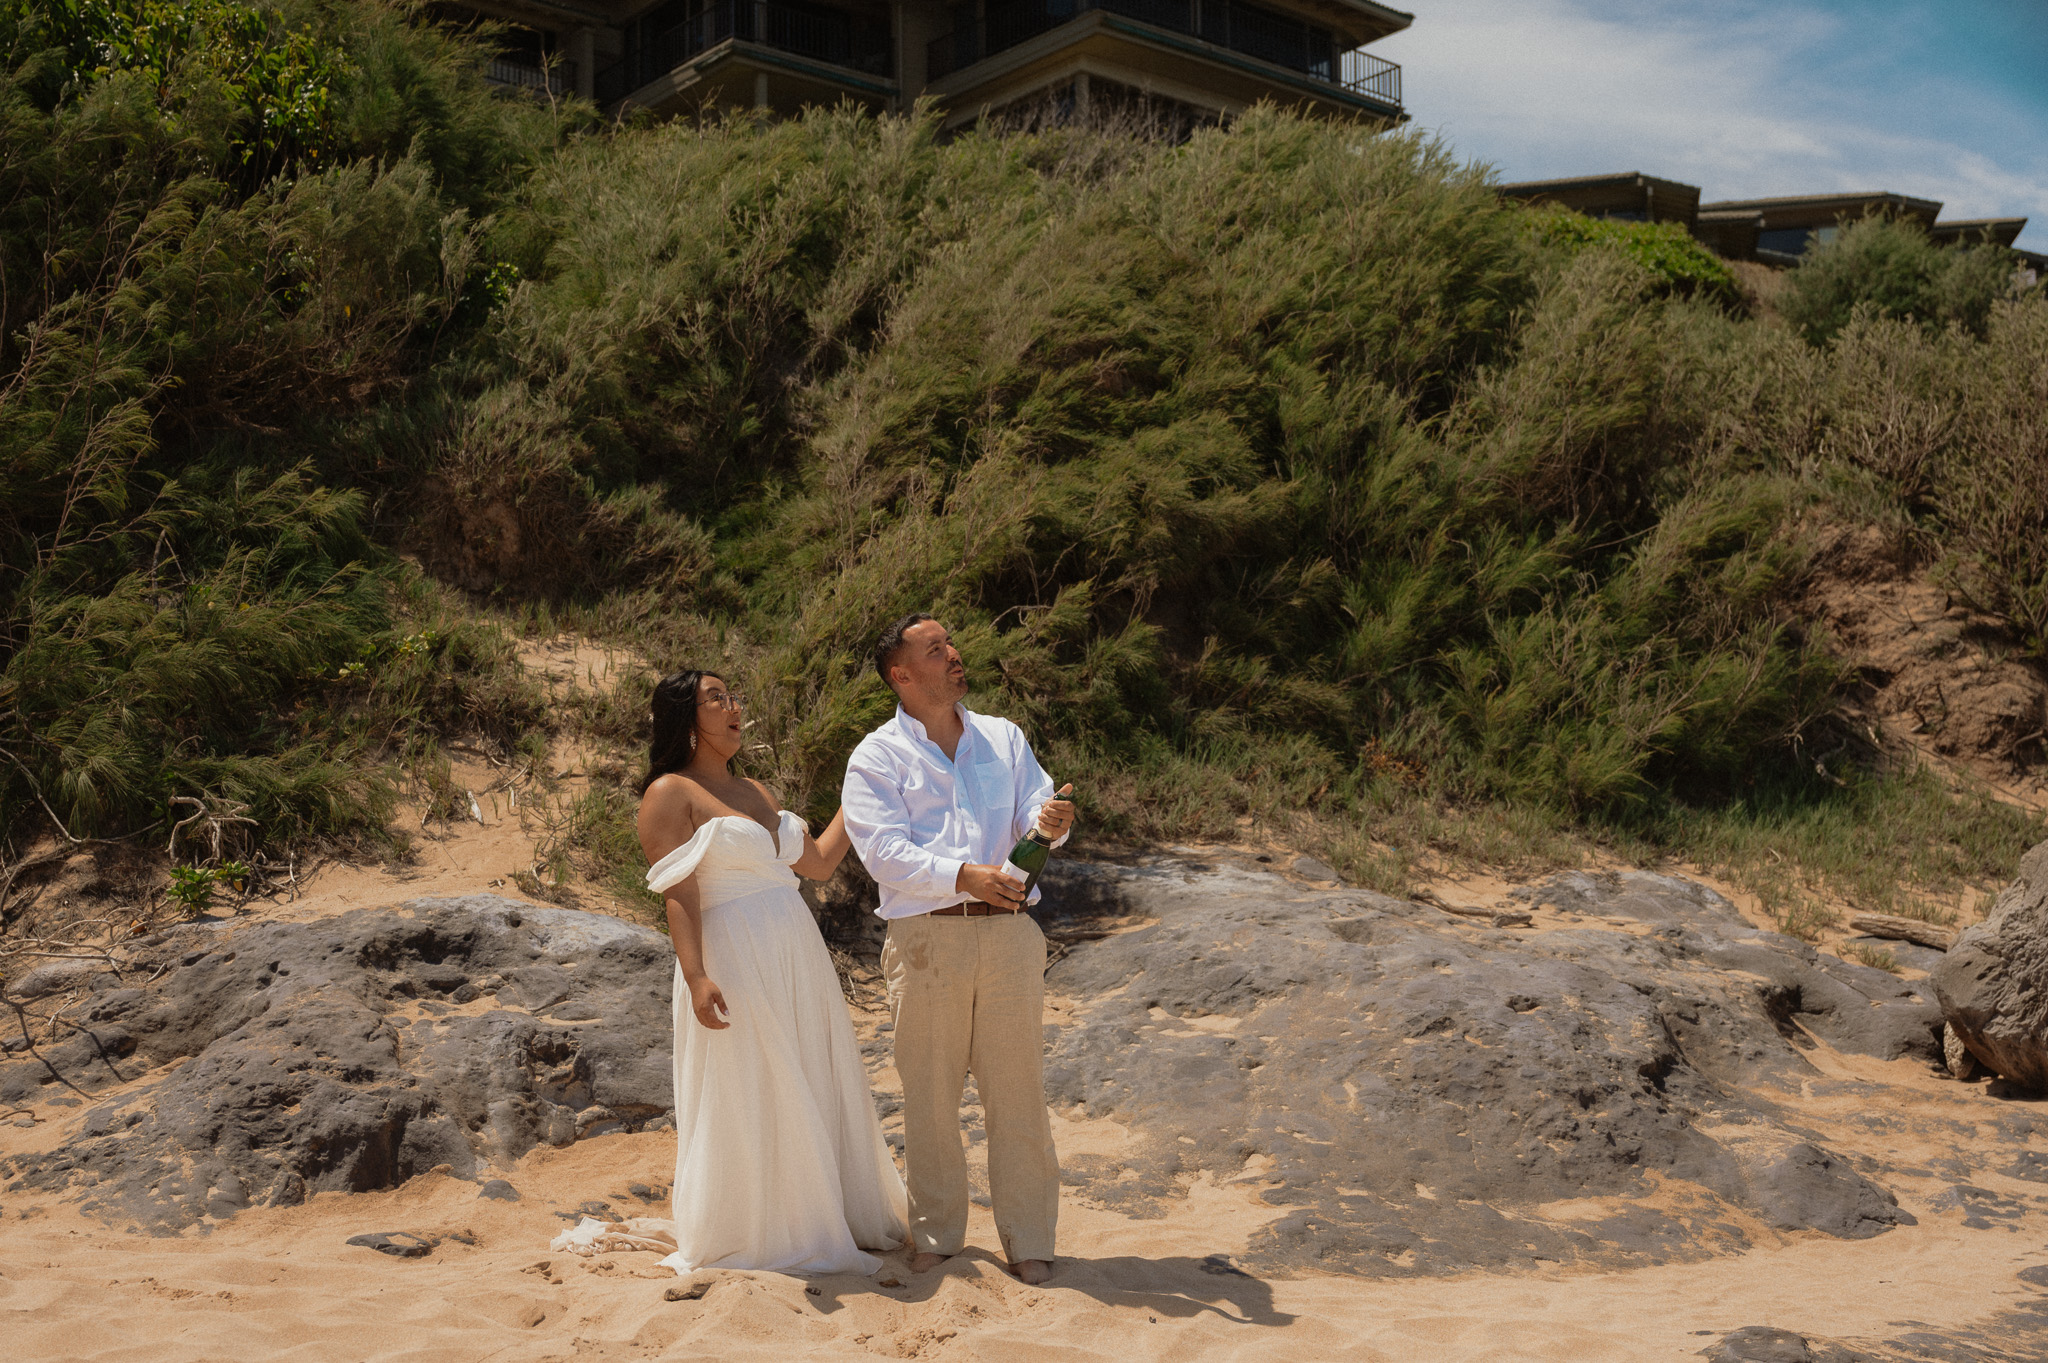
805, 1246, 1292, 1326
1050, 1253, 1294, 1325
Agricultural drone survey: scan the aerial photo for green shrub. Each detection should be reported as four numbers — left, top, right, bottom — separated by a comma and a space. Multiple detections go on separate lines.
536, 111, 1828, 823
1525, 205, 1740, 307
0, 0, 565, 851
1782, 215, 2018, 345
23, 0, 349, 177
1933, 299, 2048, 657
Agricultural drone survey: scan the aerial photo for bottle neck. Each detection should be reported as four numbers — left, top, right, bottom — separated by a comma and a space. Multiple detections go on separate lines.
1027, 829, 1053, 847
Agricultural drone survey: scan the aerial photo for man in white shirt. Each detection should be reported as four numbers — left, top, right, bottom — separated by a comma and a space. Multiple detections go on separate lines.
841, 613, 1074, 1286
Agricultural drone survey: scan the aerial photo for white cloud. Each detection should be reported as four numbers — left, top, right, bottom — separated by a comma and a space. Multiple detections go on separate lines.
1371, 0, 2048, 249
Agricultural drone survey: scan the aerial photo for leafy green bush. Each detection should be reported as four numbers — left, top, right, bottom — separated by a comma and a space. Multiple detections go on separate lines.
447, 109, 1829, 825
1782, 215, 2018, 345
1933, 300, 2048, 657
25, 0, 349, 176
0, 0, 569, 850
1525, 205, 1740, 307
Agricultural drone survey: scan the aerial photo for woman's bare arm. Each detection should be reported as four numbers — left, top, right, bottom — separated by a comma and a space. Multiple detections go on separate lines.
790, 806, 852, 882
639, 775, 728, 1030
664, 877, 729, 1030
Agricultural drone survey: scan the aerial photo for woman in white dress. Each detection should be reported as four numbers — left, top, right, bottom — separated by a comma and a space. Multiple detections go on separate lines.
635, 668, 908, 1275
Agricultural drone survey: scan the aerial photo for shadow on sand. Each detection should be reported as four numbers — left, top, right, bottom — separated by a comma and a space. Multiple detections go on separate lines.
808, 1246, 1294, 1326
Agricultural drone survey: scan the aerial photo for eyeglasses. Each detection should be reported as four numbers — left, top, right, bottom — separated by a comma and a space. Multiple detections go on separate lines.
698, 691, 747, 713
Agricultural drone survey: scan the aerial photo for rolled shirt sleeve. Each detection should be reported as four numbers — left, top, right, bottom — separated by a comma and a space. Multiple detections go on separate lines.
841, 743, 967, 904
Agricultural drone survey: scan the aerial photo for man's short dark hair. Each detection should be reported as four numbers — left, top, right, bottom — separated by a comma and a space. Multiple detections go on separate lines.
874, 612, 937, 688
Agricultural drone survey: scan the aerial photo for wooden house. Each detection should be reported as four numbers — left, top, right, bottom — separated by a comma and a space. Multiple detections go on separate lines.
449, 0, 1409, 130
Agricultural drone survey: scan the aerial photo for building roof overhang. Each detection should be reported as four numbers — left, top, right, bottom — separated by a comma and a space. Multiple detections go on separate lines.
1929, 217, 2028, 247
1699, 191, 1943, 230
1498, 171, 1700, 201
1327, 0, 1413, 43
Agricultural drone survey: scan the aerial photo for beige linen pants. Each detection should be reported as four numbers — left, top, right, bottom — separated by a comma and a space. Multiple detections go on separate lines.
882, 911, 1059, 1263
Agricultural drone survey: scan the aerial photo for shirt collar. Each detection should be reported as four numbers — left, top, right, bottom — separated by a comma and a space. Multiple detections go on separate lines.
895, 702, 972, 758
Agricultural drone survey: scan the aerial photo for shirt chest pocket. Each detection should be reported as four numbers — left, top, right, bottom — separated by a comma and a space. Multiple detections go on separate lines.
970, 756, 1015, 833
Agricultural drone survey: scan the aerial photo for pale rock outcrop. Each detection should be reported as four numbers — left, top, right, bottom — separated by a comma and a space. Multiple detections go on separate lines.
1933, 838, 2048, 1090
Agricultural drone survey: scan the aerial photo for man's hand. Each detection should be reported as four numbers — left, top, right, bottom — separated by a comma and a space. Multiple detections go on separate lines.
687, 975, 730, 1030
1034, 783, 1076, 841
957, 863, 1026, 908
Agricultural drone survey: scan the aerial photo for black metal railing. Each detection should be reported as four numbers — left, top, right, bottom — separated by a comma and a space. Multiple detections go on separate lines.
647, 0, 893, 81
1340, 48, 1398, 105
487, 57, 574, 97
924, 0, 1399, 107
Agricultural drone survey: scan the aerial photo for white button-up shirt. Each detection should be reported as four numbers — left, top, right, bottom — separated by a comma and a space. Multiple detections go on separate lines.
842, 704, 1065, 920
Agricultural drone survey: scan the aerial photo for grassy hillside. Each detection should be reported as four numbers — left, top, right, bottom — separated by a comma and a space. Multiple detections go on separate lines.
3, 1, 2042, 934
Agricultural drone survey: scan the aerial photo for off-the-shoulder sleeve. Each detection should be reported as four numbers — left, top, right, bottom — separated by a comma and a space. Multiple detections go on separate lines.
646, 820, 719, 894
775, 809, 808, 867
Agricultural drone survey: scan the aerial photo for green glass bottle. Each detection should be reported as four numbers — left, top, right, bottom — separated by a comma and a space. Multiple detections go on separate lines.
1000, 785, 1073, 897
1000, 829, 1054, 896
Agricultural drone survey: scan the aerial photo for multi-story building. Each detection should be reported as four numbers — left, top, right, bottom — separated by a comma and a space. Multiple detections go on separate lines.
453, 0, 1409, 129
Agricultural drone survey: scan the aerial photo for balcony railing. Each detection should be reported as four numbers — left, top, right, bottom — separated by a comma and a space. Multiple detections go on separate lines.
925, 0, 1400, 109
487, 57, 574, 98
1340, 48, 1398, 105
646, 0, 893, 81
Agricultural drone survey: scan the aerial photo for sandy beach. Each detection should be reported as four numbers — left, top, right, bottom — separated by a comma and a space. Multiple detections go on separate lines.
8, 1041, 2048, 1362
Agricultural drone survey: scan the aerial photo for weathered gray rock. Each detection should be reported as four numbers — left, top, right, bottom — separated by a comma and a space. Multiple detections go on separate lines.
1932, 839, 2048, 1090
0, 896, 674, 1235
1289, 856, 1339, 883
3, 957, 112, 1000
1739, 1143, 1908, 1240
346, 1231, 434, 1258
1703, 1326, 1818, 1358
1844, 935, 1947, 974
1036, 857, 1931, 1276
1705, 1327, 1812, 1363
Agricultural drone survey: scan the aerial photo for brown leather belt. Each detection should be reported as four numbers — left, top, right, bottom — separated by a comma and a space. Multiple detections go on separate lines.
928, 901, 1025, 917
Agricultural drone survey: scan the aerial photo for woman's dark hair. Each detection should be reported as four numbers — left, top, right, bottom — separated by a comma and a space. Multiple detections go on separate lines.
640, 669, 723, 795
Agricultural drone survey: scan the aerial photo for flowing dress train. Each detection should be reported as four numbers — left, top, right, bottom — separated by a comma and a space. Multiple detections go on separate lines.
645, 811, 907, 1275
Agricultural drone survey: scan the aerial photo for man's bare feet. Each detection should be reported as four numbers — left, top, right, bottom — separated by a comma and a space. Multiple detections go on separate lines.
1007, 1259, 1053, 1285
909, 1251, 951, 1274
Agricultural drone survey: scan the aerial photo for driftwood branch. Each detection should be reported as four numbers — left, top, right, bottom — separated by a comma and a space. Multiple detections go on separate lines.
1849, 912, 1957, 951
1412, 887, 1534, 928
167, 794, 256, 861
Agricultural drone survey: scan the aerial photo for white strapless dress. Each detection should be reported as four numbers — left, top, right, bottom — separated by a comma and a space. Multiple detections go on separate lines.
645, 812, 907, 1275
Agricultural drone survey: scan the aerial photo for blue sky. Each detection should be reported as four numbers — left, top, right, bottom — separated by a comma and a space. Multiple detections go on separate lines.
1372, 0, 2048, 251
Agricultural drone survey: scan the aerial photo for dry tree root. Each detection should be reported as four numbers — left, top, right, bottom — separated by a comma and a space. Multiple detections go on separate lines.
3, 995, 93, 1099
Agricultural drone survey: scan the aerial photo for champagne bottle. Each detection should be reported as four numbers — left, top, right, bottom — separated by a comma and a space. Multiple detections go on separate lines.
1000, 829, 1054, 897
999, 784, 1073, 897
